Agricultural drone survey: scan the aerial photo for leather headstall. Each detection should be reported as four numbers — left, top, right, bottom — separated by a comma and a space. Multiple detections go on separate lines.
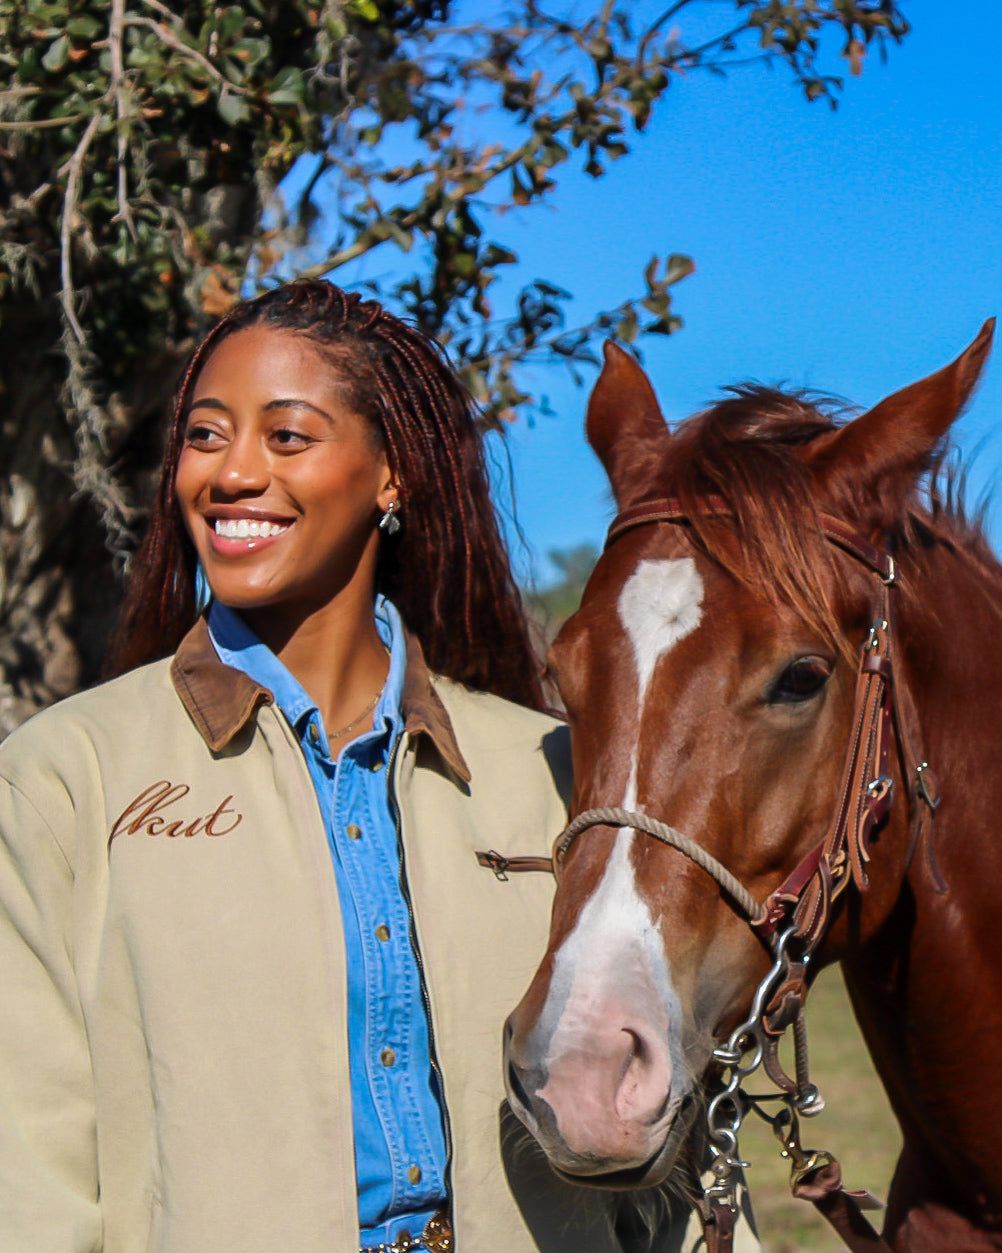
593, 496, 942, 1253
600, 494, 942, 956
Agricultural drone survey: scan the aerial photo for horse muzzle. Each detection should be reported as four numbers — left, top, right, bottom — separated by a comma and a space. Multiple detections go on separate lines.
503, 991, 694, 1184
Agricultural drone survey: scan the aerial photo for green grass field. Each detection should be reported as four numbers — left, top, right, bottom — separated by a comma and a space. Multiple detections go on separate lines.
734, 965, 901, 1252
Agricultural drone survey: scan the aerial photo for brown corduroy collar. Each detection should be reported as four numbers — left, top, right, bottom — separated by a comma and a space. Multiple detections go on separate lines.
169, 617, 471, 783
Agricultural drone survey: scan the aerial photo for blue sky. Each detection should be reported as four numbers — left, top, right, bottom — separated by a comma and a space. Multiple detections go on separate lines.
475, 0, 1002, 586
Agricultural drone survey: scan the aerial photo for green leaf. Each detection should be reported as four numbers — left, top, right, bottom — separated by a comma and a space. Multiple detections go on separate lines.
41, 34, 69, 72
268, 66, 305, 106
453, 252, 476, 278
217, 90, 251, 126
66, 15, 102, 40
665, 254, 695, 285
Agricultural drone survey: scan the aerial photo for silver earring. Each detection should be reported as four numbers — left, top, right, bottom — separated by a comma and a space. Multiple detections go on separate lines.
194, 560, 212, 613
379, 501, 401, 535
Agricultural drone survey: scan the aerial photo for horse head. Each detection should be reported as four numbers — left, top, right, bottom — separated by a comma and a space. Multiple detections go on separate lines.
505, 323, 994, 1195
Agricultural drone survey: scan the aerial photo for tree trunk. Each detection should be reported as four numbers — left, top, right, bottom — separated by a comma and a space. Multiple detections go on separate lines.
0, 305, 183, 739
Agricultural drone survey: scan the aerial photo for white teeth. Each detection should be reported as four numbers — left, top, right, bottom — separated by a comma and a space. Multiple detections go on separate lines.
214, 519, 288, 540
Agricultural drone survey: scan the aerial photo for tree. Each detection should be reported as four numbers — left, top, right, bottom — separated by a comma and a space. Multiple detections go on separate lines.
0, 0, 908, 732
526, 544, 599, 643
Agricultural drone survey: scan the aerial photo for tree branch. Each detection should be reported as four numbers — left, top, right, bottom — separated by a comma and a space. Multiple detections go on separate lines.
138, 0, 185, 25
122, 16, 254, 96
0, 114, 86, 131
110, 0, 139, 242
59, 110, 103, 345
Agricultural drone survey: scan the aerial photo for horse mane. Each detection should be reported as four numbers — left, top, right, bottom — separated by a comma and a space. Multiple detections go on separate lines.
655, 385, 996, 658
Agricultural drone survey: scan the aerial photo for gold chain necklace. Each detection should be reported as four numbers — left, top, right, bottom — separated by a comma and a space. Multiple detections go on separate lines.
327, 688, 382, 743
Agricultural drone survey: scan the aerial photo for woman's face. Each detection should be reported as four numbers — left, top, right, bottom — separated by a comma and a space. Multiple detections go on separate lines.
175, 326, 394, 621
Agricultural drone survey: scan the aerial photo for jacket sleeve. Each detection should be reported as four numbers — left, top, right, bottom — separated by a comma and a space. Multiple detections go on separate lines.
0, 773, 102, 1251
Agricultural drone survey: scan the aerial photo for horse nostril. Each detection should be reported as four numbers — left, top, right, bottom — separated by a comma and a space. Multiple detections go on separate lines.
507, 1058, 534, 1114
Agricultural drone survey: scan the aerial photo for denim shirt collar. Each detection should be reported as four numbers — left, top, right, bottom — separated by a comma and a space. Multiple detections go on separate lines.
170, 607, 470, 783
206, 597, 407, 752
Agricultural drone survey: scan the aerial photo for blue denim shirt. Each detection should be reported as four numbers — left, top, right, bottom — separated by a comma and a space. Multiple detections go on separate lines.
207, 598, 448, 1248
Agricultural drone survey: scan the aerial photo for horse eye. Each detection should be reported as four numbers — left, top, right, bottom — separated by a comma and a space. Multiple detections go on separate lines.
769, 656, 832, 704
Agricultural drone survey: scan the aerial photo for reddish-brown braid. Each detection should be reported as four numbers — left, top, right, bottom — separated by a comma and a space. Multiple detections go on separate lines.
107, 280, 545, 710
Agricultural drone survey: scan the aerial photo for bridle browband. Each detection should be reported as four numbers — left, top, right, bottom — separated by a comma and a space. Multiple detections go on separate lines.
528, 495, 942, 1253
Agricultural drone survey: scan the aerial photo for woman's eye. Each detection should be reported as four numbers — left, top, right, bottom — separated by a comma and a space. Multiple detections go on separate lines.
769, 656, 832, 705
271, 428, 312, 448
184, 424, 223, 446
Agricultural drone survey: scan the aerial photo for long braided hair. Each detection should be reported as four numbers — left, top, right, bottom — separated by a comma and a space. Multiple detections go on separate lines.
108, 280, 545, 710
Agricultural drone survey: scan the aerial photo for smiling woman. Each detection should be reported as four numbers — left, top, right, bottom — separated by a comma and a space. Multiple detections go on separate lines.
176, 327, 396, 652
0, 280, 704, 1253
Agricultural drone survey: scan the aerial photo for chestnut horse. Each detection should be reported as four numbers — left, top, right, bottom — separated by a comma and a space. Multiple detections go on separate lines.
504, 325, 1002, 1251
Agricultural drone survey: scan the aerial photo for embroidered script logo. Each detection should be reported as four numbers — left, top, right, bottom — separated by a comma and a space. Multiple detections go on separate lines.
109, 780, 243, 847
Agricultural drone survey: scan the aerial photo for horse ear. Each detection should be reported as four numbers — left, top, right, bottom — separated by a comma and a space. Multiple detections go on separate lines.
586, 341, 672, 507
807, 320, 995, 506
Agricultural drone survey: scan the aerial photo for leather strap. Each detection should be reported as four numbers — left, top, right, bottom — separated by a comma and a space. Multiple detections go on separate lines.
792, 1157, 892, 1253
702, 1200, 736, 1253
758, 596, 897, 950
606, 497, 894, 582
475, 849, 554, 880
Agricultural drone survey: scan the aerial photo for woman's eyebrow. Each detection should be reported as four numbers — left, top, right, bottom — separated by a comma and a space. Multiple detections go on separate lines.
186, 396, 334, 423
264, 398, 334, 423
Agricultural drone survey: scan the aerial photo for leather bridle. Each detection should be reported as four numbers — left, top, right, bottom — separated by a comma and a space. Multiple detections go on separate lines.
546, 497, 943, 1253
553, 495, 941, 957
476, 496, 944, 1253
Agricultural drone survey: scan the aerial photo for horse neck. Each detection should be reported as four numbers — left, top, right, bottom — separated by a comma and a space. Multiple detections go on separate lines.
839, 524, 1002, 1231
894, 527, 1002, 836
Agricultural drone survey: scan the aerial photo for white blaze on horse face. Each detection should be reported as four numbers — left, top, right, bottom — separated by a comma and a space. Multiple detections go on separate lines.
618, 557, 704, 706
618, 557, 704, 806
530, 562, 704, 1160
536, 821, 687, 1159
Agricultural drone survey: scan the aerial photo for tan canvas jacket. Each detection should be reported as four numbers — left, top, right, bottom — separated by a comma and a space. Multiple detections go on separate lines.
0, 619, 709, 1253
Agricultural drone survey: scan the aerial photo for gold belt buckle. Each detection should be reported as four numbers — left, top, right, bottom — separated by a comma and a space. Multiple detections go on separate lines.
422, 1210, 453, 1253
359, 1210, 453, 1253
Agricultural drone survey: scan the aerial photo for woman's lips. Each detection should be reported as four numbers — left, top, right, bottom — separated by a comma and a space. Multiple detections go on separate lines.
205, 515, 292, 554
212, 517, 290, 539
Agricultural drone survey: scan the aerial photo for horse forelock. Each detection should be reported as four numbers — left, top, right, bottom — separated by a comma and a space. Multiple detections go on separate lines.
629, 386, 989, 659
647, 386, 856, 658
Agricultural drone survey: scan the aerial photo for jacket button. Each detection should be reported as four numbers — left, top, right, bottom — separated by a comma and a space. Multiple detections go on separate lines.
407, 1165, 422, 1185
380, 1048, 396, 1067
375, 924, 390, 942
346, 824, 361, 840
308, 723, 320, 743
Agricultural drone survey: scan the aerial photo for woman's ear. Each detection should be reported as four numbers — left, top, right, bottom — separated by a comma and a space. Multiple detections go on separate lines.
805, 320, 994, 517
376, 480, 399, 515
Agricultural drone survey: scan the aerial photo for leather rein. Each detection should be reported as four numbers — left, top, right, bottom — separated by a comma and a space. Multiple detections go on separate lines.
480, 496, 942, 1253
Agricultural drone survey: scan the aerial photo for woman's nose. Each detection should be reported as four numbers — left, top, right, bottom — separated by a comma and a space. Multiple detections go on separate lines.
213, 435, 269, 493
